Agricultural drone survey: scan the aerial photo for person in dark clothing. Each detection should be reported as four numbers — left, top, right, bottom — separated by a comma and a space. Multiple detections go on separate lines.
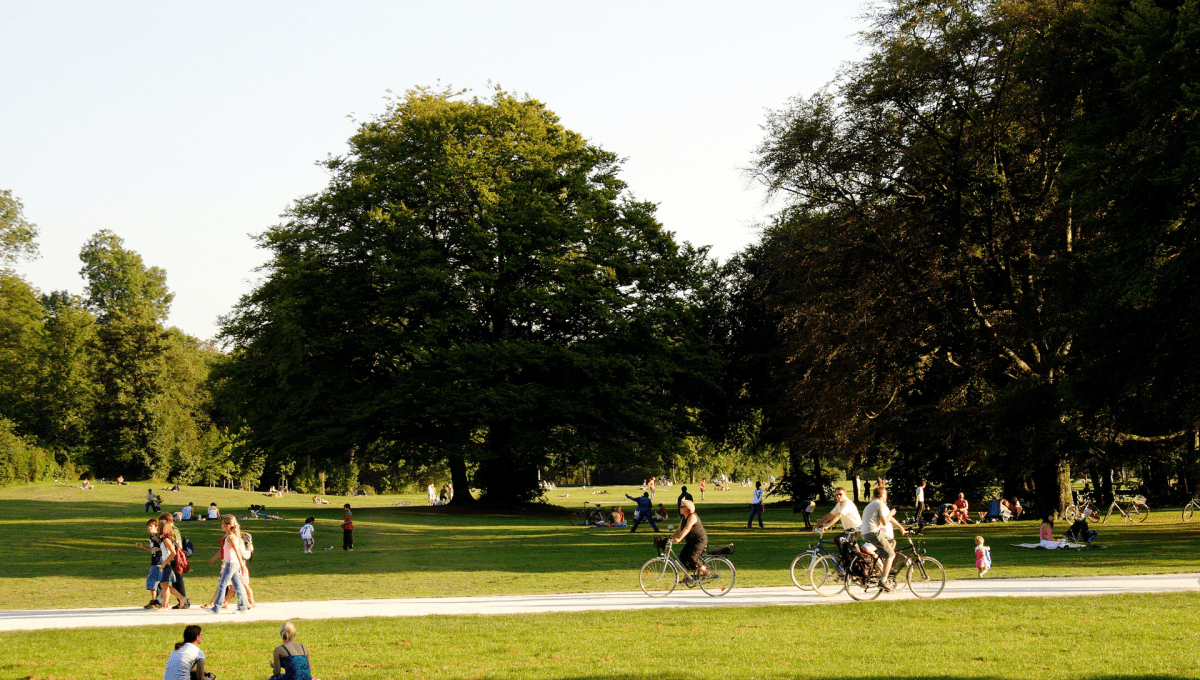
624, 492, 659, 532
676, 486, 693, 513
672, 499, 709, 577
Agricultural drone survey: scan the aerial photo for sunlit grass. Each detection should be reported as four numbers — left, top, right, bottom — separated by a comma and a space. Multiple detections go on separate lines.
6, 481, 1200, 610
2, 592, 1198, 679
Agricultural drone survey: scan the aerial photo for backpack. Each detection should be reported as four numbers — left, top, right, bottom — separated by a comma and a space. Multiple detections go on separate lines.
182, 536, 194, 557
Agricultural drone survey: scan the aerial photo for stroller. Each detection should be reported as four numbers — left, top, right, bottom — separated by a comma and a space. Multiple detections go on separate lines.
1064, 519, 1098, 545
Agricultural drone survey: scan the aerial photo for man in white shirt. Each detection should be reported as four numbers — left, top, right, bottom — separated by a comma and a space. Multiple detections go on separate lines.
861, 486, 907, 591
814, 486, 862, 533
746, 481, 765, 528
163, 624, 206, 680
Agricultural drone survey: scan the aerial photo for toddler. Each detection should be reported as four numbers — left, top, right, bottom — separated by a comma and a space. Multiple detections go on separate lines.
300, 517, 315, 553
975, 535, 991, 577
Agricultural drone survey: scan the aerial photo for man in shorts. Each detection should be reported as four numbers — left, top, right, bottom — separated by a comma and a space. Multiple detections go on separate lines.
861, 485, 907, 591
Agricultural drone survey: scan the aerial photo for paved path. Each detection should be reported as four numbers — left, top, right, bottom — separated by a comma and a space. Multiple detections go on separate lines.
2, 573, 1196, 631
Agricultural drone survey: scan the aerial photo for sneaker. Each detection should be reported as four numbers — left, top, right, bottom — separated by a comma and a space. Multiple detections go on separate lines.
144, 602, 161, 610
173, 599, 191, 609
881, 579, 894, 592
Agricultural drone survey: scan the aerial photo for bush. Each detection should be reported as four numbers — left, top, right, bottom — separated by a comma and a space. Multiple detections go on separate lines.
0, 418, 57, 486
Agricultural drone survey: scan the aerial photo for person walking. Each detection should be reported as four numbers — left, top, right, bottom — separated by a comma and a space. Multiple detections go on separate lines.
426, 483, 437, 506
746, 481, 765, 528
676, 485, 693, 513
624, 491, 659, 532
206, 515, 249, 613
914, 480, 927, 522
341, 504, 354, 551
156, 513, 189, 609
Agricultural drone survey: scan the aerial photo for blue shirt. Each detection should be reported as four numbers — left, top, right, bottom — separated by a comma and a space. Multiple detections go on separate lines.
180, 506, 192, 520
625, 494, 653, 515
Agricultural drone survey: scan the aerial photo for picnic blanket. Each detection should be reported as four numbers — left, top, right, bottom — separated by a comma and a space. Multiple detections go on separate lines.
1012, 541, 1096, 549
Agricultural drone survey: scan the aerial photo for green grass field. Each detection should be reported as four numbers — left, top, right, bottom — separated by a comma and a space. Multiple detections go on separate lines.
6, 481, 1200, 610
3, 592, 1199, 679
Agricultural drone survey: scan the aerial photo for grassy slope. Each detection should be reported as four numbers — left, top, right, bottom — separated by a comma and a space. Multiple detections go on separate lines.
6, 481, 1199, 610
2, 592, 1198, 679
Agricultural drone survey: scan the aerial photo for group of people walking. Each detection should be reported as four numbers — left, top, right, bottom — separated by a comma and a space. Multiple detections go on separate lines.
135, 512, 254, 614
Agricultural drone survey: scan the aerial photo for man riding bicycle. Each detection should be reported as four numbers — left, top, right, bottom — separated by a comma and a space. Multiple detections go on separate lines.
812, 486, 862, 537
671, 499, 709, 578
861, 485, 907, 591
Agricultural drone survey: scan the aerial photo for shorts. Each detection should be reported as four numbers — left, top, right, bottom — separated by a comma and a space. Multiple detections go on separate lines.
863, 532, 895, 560
158, 562, 177, 585
303, 538, 313, 549
680, 541, 707, 570
146, 565, 162, 591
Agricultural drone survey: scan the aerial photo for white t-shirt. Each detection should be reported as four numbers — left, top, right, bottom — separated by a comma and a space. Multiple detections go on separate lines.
300, 524, 314, 540
862, 499, 892, 536
163, 642, 204, 680
752, 489, 764, 504
915, 486, 924, 503
207, 506, 218, 519
831, 498, 862, 530
180, 506, 192, 520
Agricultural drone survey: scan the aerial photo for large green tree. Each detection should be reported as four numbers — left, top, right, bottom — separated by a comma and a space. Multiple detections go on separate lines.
0, 189, 38, 268
219, 87, 718, 503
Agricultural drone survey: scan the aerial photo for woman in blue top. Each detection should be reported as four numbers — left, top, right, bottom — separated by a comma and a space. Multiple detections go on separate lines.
269, 622, 313, 680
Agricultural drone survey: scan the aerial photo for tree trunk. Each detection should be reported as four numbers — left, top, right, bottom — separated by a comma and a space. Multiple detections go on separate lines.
446, 454, 477, 506
476, 421, 540, 504
1033, 459, 1071, 518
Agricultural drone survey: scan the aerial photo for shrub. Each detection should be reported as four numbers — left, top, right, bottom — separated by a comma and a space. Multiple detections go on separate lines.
0, 418, 57, 486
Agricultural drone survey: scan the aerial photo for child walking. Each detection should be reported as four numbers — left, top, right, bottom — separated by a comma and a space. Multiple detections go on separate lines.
300, 517, 315, 553
975, 535, 991, 577
134, 518, 162, 607
341, 504, 354, 551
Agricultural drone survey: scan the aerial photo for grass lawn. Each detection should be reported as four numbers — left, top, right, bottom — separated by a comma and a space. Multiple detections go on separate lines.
2, 592, 1199, 679
5, 481, 1199, 610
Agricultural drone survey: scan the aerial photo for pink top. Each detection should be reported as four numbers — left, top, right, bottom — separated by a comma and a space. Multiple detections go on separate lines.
1040, 523, 1053, 541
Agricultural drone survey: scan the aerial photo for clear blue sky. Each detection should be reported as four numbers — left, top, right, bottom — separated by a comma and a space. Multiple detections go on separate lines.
1, 0, 868, 339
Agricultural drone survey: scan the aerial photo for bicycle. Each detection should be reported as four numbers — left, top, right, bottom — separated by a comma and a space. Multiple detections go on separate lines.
1063, 496, 1103, 523
1101, 492, 1149, 523
569, 502, 609, 526
789, 527, 838, 590
1182, 496, 1200, 522
809, 535, 945, 600
638, 538, 736, 597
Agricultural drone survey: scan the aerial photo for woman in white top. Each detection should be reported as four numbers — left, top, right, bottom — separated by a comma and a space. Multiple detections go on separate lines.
206, 515, 249, 613
207, 503, 219, 520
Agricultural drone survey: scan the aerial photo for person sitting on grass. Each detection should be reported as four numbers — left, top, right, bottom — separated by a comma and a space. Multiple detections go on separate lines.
164, 624, 207, 680
1040, 515, 1066, 549
951, 493, 973, 523
653, 503, 669, 521
206, 502, 219, 520
936, 504, 957, 525
1001, 496, 1023, 519
269, 621, 313, 680
610, 506, 626, 527
180, 502, 194, 521
312, 496, 329, 504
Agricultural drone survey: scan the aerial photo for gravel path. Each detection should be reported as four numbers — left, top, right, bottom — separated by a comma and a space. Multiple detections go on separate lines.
2, 573, 1195, 631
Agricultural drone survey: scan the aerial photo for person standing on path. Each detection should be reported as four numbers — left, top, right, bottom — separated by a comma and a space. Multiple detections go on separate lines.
625, 491, 659, 532
746, 481, 765, 528
206, 515, 249, 614
341, 504, 354, 551
163, 625, 207, 680
676, 486, 693, 513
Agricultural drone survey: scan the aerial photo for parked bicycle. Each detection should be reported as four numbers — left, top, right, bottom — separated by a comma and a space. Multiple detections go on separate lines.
1100, 492, 1149, 523
1182, 496, 1200, 522
809, 535, 945, 600
1063, 495, 1103, 523
569, 502, 609, 526
638, 538, 736, 597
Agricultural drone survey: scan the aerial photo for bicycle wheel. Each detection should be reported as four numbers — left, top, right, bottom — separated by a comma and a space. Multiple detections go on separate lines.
699, 557, 736, 596
809, 554, 846, 597
1063, 505, 1079, 522
638, 557, 678, 597
568, 511, 584, 526
589, 509, 606, 525
1184, 503, 1195, 522
1130, 503, 1149, 523
844, 557, 882, 601
906, 556, 946, 599
790, 552, 818, 590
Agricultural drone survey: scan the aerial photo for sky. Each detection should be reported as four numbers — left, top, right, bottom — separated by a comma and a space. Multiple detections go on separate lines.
0, 1, 870, 340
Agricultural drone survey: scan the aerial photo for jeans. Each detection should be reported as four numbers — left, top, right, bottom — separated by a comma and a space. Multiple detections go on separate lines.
145, 501, 155, 512
746, 503, 763, 528
629, 511, 658, 532
211, 561, 247, 612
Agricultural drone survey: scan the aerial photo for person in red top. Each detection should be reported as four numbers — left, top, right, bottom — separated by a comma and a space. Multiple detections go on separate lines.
951, 493, 974, 523
341, 504, 354, 551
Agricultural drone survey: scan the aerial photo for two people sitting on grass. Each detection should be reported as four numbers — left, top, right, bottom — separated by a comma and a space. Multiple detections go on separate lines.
610, 506, 626, 527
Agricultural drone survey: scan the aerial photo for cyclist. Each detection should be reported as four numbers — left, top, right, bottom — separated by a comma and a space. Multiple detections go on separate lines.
671, 499, 709, 578
813, 486, 862, 537
861, 486, 907, 591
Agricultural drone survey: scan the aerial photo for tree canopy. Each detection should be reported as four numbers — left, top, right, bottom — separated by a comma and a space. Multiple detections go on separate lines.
218, 87, 719, 502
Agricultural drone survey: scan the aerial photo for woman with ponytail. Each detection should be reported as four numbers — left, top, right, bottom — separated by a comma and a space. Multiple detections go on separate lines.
206, 514, 249, 613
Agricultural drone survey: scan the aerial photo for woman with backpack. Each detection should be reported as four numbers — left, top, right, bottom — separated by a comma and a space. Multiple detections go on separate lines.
154, 514, 189, 610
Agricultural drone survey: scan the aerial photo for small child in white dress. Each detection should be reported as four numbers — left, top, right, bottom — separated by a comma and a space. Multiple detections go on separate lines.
300, 517, 315, 554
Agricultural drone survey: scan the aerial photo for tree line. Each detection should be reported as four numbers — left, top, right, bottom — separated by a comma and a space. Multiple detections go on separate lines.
2, 0, 1196, 512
